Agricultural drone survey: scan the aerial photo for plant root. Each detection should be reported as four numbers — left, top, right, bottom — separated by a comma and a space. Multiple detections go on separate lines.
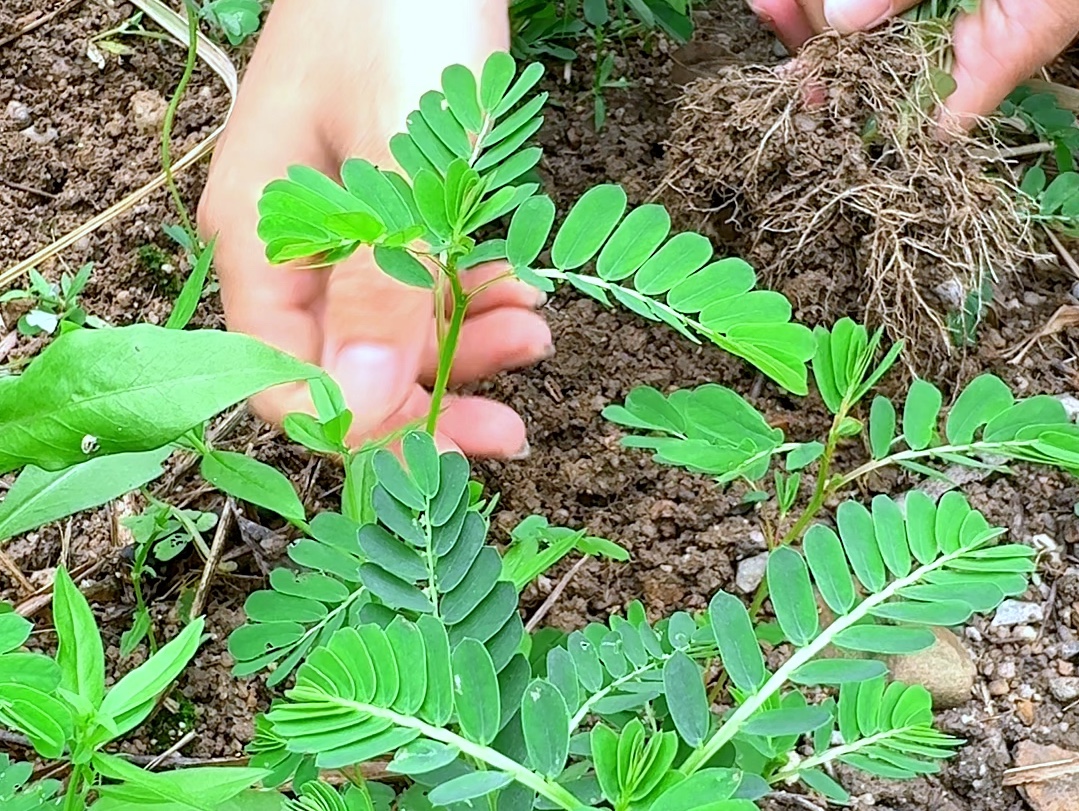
663, 23, 1034, 370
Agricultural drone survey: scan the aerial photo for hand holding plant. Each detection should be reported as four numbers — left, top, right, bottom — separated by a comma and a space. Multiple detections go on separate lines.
749, 0, 1079, 126
198, 0, 547, 458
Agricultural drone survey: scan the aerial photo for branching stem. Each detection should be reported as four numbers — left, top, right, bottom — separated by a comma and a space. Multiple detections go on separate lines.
682, 543, 970, 775
427, 268, 468, 434
289, 688, 584, 810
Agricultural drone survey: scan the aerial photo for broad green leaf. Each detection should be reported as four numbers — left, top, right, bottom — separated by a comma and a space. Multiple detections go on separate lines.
905, 490, 939, 565
428, 771, 512, 807
441, 64, 483, 132
786, 442, 825, 471
869, 396, 896, 459
452, 639, 500, 745
650, 769, 742, 811
833, 624, 936, 654
389, 740, 460, 776
480, 52, 516, 113
506, 195, 556, 269
201, 451, 306, 526
946, 374, 1014, 444
902, 379, 942, 451
836, 501, 886, 592
417, 616, 454, 726
413, 170, 451, 238
870, 599, 973, 625
97, 618, 205, 742
551, 185, 627, 270
803, 525, 855, 615
790, 659, 888, 685
768, 547, 818, 646
708, 592, 767, 692
373, 246, 434, 289
663, 651, 710, 746
0, 326, 317, 473
872, 495, 911, 578
53, 567, 105, 707
633, 232, 713, 295
0, 448, 170, 542
596, 204, 671, 281
744, 707, 832, 737
521, 678, 570, 777
0, 613, 32, 654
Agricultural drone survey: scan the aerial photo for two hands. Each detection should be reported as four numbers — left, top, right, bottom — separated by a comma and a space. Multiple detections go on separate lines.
198, 0, 1079, 459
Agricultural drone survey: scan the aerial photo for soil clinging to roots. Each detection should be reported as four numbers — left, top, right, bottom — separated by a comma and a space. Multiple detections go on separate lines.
665, 23, 1033, 368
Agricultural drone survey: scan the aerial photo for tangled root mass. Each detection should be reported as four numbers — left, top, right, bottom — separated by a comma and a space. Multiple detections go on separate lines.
665, 24, 1032, 367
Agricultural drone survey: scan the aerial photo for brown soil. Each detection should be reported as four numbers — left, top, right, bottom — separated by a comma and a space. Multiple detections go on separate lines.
3, 2, 1079, 811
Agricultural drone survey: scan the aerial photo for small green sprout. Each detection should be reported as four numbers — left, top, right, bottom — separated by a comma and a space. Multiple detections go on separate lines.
0, 264, 108, 337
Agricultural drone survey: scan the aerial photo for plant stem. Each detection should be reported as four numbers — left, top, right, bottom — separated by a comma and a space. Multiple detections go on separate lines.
290, 689, 585, 810
62, 764, 86, 811
161, 0, 200, 237
681, 544, 972, 775
426, 270, 467, 434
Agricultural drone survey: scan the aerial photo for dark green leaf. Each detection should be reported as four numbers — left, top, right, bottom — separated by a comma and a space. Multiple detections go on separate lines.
803, 525, 855, 615
768, 547, 818, 646
743, 707, 831, 737
790, 659, 888, 685
452, 638, 500, 745
373, 246, 434, 289
833, 624, 936, 654
663, 651, 710, 746
521, 678, 570, 777
201, 451, 306, 525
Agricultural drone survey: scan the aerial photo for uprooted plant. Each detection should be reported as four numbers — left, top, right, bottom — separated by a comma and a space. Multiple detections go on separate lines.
664, 11, 1033, 364
0, 46, 1073, 811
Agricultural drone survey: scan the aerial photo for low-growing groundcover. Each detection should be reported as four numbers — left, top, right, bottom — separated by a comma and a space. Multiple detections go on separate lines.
0, 43, 1078, 811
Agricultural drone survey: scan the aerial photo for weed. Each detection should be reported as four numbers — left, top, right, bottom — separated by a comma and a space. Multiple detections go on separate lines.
199, 0, 263, 47
0, 264, 108, 337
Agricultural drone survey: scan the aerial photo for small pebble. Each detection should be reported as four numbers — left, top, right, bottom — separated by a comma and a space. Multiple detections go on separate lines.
997, 661, 1017, 680
1049, 676, 1079, 703
1017, 699, 1036, 725
988, 679, 1010, 696
6, 100, 29, 124
21, 124, 58, 144
992, 599, 1044, 627
1057, 395, 1079, 423
735, 552, 768, 594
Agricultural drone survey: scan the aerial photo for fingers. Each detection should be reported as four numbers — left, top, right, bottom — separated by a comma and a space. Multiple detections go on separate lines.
750, 0, 818, 51
944, 0, 1079, 128
420, 307, 553, 386
822, 0, 922, 34
349, 384, 529, 460
462, 262, 546, 314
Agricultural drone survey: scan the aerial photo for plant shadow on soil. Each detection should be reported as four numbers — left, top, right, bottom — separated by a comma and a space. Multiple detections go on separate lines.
3, 1, 1079, 810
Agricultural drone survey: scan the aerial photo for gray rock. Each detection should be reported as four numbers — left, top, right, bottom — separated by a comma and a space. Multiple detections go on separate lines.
735, 552, 768, 594
1049, 676, 1079, 703
1058, 394, 1079, 423
992, 599, 1044, 627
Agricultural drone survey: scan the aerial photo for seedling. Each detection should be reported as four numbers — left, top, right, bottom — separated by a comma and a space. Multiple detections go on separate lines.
121, 498, 218, 656
0, 265, 108, 337
199, 0, 263, 46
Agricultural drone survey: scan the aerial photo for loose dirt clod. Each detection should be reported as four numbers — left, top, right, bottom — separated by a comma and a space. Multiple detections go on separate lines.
664, 23, 1033, 367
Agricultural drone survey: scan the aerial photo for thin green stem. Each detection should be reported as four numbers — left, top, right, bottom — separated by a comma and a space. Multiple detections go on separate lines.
835, 440, 1034, 490
161, 1, 200, 237
681, 544, 971, 775
426, 270, 467, 434
62, 764, 86, 811
769, 726, 934, 784
289, 688, 585, 810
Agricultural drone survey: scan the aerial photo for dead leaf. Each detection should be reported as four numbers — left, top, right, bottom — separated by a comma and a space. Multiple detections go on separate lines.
1005, 305, 1079, 365
1005, 741, 1079, 811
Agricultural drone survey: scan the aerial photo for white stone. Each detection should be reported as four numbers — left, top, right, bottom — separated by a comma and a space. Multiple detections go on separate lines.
735, 552, 769, 594
992, 599, 1044, 627
1058, 395, 1079, 423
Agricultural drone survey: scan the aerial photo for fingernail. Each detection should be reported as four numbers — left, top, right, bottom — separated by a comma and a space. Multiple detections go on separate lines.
509, 440, 531, 461
535, 289, 548, 308
825, 0, 892, 33
540, 343, 555, 360
335, 344, 409, 425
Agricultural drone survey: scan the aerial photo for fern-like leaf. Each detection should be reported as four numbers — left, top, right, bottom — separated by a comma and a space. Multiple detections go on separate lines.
601, 384, 791, 480
229, 434, 521, 684
867, 372, 1079, 475
508, 188, 815, 394
683, 491, 1031, 773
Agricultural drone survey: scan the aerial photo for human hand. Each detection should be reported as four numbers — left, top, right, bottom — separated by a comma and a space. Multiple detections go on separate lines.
199, 0, 550, 458
749, 0, 1079, 127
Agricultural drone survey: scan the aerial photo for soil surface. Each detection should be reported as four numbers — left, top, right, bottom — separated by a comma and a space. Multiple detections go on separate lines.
3, 2, 1079, 811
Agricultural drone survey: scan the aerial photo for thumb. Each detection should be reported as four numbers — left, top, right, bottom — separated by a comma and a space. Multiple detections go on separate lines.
823, 0, 923, 32
322, 252, 432, 435
944, 0, 1079, 128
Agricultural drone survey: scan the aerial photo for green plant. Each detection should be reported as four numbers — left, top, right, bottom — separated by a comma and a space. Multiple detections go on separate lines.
199, 0, 263, 46
0, 753, 62, 810
120, 499, 218, 656
0, 570, 247, 810
0, 265, 108, 337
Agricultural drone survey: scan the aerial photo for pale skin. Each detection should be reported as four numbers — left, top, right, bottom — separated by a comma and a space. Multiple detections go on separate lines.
198, 0, 1079, 458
